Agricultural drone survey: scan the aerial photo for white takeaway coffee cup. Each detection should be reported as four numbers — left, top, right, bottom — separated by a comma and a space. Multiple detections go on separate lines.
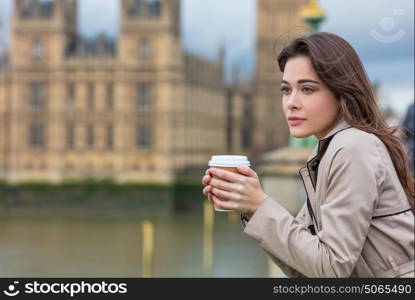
208, 155, 251, 212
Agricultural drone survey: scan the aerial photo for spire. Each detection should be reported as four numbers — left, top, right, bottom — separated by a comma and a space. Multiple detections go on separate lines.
217, 45, 225, 65
231, 64, 240, 87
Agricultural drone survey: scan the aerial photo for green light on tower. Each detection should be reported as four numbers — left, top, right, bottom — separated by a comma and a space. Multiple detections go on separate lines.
301, 0, 326, 33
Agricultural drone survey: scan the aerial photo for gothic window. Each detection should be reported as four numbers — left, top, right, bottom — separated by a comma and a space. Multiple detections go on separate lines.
107, 84, 114, 109
66, 123, 75, 149
86, 124, 94, 148
31, 40, 44, 60
106, 124, 114, 149
148, 0, 161, 16
137, 83, 152, 111
67, 83, 75, 107
29, 123, 45, 148
137, 124, 152, 148
129, 0, 142, 16
139, 40, 151, 60
87, 84, 94, 109
29, 83, 45, 111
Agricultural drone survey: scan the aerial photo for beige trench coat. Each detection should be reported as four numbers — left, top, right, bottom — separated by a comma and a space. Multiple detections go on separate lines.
242, 118, 414, 277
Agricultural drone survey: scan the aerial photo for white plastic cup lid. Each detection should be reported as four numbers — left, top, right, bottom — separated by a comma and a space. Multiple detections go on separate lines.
208, 155, 250, 167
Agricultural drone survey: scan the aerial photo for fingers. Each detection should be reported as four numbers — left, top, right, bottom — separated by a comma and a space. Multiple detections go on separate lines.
203, 186, 214, 205
211, 187, 239, 202
236, 166, 258, 179
202, 174, 211, 186
211, 194, 237, 211
202, 168, 215, 185
210, 177, 243, 193
208, 168, 246, 184
202, 185, 212, 195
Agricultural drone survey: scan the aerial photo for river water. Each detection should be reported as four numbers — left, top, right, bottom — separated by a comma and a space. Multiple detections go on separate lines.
0, 209, 277, 277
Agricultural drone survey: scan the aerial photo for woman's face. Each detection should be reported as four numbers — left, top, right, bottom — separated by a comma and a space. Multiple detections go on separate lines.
281, 55, 340, 140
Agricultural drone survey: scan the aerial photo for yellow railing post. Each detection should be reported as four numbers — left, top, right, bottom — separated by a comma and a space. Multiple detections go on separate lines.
268, 258, 278, 278
142, 220, 154, 278
269, 258, 286, 278
203, 200, 214, 277
227, 211, 239, 222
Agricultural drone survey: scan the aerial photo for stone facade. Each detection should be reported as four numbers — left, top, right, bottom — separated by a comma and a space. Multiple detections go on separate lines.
0, 0, 306, 183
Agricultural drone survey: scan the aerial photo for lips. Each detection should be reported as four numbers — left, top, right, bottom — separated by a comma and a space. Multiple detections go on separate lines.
287, 117, 306, 126
287, 116, 306, 121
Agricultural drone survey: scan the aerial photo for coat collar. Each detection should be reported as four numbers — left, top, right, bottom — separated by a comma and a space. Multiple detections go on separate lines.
307, 117, 352, 162
299, 117, 353, 229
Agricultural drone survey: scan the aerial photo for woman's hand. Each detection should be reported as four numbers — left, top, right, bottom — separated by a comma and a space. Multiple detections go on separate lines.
202, 166, 269, 216
202, 169, 214, 202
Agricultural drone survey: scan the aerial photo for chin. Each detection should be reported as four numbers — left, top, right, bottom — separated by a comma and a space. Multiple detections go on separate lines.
289, 129, 313, 139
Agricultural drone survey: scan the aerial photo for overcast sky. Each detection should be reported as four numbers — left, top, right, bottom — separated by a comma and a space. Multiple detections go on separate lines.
0, 0, 413, 117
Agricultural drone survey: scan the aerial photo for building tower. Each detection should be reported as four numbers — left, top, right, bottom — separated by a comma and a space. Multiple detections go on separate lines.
10, 0, 77, 66
5, 0, 77, 182
118, 0, 181, 65
255, 0, 308, 150
117, 0, 184, 182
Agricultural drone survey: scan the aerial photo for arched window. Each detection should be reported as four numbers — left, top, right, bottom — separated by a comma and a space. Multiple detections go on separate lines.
137, 83, 152, 111
66, 123, 75, 150
86, 124, 95, 148
87, 83, 94, 109
106, 124, 114, 150
31, 40, 44, 60
139, 40, 151, 60
137, 124, 152, 148
29, 82, 46, 111
67, 83, 76, 108
107, 84, 114, 109
29, 123, 45, 148
148, 0, 161, 16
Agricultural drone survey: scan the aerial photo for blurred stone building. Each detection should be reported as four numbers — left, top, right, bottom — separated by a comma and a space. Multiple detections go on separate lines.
0, 0, 306, 183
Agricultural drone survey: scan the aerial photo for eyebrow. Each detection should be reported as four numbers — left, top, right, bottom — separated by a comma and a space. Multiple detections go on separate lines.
281, 79, 321, 85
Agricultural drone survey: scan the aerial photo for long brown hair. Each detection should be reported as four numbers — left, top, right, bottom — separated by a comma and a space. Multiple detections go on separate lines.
277, 32, 414, 214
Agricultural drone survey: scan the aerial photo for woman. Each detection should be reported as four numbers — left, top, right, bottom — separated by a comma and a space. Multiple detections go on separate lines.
201, 32, 414, 278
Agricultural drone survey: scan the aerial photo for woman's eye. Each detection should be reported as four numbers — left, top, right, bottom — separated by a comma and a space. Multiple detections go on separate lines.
280, 87, 290, 94
302, 86, 314, 94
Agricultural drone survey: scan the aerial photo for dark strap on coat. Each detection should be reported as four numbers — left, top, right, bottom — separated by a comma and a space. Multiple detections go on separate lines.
306, 196, 318, 235
372, 208, 412, 219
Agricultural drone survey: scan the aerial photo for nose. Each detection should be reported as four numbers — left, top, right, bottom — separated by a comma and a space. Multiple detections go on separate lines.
286, 91, 302, 110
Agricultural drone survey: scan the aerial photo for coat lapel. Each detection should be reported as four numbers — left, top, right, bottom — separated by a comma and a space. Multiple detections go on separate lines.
299, 118, 352, 230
